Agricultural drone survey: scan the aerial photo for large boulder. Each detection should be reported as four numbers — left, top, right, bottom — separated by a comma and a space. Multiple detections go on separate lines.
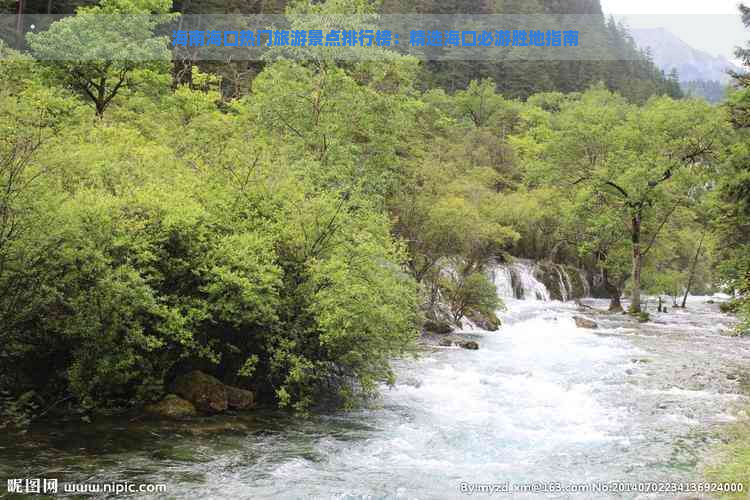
170, 371, 228, 413
573, 316, 598, 329
225, 386, 255, 410
423, 319, 454, 334
144, 394, 197, 420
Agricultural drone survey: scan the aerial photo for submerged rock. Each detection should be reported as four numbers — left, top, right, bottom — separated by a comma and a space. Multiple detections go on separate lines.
459, 340, 479, 350
144, 394, 197, 420
152, 446, 207, 462
170, 371, 228, 413
436, 336, 480, 349
573, 316, 598, 329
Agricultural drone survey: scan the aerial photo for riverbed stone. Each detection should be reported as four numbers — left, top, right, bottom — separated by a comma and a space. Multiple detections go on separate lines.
573, 316, 598, 329
631, 358, 652, 364
459, 340, 479, 350
438, 338, 454, 347
144, 394, 197, 420
170, 370, 228, 413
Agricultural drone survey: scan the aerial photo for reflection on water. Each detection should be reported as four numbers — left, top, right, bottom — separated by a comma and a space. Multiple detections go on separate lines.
1, 297, 748, 499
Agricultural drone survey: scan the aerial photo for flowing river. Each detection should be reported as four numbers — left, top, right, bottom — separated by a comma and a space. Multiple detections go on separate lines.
1, 267, 749, 499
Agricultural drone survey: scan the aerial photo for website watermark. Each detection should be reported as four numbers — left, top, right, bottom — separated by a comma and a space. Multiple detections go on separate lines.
458, 480, 746, 495
7, 478, 167, 496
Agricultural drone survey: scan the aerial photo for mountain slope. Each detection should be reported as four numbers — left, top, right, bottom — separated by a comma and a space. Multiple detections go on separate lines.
630, 27, 739, 83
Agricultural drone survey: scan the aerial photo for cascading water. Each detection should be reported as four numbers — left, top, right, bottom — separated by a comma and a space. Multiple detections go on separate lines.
514, 262, 551, 301
491, 265, 515, 299
490, 260, 548, 300
579, 268, 591, 298
490, 260, 578, 302
556, 266, 570, 302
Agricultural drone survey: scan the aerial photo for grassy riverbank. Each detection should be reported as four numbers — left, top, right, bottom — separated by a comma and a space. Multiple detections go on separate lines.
704, 418, 750, 499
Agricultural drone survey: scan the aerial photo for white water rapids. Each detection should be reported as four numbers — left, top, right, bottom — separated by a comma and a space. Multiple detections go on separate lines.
2, 263, 749, 499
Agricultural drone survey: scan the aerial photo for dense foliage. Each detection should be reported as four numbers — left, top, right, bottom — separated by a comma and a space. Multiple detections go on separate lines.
0, 0, 748, 425
713, 3, 750, 333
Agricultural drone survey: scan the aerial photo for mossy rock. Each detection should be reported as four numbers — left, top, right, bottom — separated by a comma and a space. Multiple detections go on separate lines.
534, 262, 564, 301
423, 319, 454, 334
144, 394, 197, 420
170, 371, 228, 413
466, 310, 500, 331
225, 386, 255, 410
564, 266, 588, 299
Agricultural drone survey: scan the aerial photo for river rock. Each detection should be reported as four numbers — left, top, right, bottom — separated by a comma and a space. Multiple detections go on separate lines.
573, 316, 598, 329
226, 386, 255, 410
144, 394, 197, 420
459, 340, 479, 350
170, 370, 228, 413
436, 337, 480, 349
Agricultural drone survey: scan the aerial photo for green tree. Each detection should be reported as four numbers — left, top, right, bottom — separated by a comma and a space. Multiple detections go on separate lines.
26, 0, 173, 117
525, 88, 726, 312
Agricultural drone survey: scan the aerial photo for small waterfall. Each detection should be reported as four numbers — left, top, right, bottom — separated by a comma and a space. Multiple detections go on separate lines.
578, 269, 591, 298
490, 260, 589, 302
492, 266, 515, 299
515, 263, 551, 301
556, 266, 571, 302
490, 260, 550, 301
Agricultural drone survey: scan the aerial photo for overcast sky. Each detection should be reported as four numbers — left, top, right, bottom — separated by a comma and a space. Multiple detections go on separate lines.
600, 0, 747, 59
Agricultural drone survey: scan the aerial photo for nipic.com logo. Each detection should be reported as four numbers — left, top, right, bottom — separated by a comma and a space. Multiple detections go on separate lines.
7, 478, 57, 495
7, 478, 168, 495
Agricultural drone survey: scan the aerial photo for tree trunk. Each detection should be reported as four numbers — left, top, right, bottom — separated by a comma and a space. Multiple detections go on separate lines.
95, 76, 107, 118
15, 0, 25, 49
630, 211, 642, 313
681, 230, 706, 308
602, 267, 623, 312
608, 294, 623, 312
